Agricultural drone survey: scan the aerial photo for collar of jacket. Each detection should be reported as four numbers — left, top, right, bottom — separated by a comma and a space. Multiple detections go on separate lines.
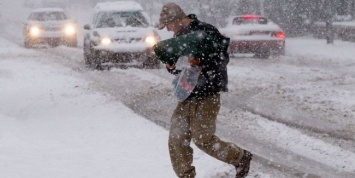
187, 14, 198, 21
174, 14, 199, 37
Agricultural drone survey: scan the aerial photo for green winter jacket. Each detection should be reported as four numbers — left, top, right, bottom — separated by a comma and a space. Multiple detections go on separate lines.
154, 14, 230, 99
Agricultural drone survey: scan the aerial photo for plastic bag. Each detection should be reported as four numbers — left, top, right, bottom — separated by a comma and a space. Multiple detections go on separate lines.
172, 66, 202, 101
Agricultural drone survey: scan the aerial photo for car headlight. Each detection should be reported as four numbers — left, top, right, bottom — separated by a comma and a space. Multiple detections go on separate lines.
145, 35, 158, 46
101, 37, 112, 45
30, 26, 41, 37
64, 24, 76, 35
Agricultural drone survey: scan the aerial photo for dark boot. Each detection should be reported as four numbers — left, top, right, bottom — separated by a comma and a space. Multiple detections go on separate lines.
235, 149, 252, 178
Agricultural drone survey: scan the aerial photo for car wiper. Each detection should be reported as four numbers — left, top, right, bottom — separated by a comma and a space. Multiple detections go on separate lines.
128, 16, 147, 27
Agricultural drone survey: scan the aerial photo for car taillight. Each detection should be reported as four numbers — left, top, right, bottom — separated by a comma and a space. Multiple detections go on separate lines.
276, 32, 286, 39
243, 15, 260, 20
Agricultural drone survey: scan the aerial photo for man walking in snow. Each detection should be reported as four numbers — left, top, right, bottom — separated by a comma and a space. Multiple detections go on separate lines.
155, 2, 252, 178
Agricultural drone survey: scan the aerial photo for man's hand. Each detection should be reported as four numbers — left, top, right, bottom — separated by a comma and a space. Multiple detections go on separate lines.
189, 57, 200, 66
166, 64, 175, 70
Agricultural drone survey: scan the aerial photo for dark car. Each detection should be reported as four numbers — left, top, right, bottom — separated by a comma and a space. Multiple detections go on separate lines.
220, 15, 285, 58
23, 8, 78, 48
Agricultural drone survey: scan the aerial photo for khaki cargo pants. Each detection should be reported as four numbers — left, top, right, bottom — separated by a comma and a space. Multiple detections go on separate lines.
169, 93, 244, 178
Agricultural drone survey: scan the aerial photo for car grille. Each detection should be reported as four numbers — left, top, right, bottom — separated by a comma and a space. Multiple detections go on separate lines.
44, 27, 62, 31
113, 38, 142, 43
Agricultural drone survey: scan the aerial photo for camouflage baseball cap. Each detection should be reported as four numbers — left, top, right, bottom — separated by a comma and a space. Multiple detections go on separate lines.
157, 2, 186, 30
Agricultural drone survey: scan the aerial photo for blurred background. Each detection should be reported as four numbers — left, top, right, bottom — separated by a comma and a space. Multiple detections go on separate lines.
18, 0, 355, 36
1, 0, 355, 40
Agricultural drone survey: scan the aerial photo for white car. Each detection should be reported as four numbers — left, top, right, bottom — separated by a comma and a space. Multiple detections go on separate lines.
220, 15, 285, 58
23, 8, 78, 48
83, 1, 160, 69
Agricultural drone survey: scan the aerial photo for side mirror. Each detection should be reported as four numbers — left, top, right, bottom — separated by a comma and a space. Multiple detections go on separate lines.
83, 24, 91, 30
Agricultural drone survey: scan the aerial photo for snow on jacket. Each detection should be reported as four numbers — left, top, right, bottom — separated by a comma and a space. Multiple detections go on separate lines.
167, 14, 230, 99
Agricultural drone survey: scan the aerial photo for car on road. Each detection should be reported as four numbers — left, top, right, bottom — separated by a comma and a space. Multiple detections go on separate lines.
83, 1, 161, 69
220, 15, 285, 58
23, 8, 78, 48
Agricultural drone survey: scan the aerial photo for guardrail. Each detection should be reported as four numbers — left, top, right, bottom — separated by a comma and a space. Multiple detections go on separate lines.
311, 21, 355, 42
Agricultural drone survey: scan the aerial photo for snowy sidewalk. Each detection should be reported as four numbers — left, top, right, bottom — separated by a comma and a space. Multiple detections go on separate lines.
0, 37, 239, 178
0, 42, 173, 178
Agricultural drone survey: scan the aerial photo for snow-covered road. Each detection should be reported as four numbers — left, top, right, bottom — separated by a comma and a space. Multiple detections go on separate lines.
1, 1, 355, 177
1, 34, 355, 177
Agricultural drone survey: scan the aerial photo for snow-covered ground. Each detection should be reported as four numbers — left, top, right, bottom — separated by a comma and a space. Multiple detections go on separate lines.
0, 37, 243, 178
1, 34, 355, 178
1, 1, 355, 178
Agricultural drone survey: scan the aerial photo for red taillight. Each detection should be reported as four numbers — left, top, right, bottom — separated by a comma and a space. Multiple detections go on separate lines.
276, 32, 286, 39
243, 15, 260, 20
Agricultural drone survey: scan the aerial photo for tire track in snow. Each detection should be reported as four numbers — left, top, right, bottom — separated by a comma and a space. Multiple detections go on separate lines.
3, 36, 355, 178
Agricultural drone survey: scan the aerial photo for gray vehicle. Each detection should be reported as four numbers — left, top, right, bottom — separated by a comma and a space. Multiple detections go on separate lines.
83, 1, 160, 69
23, 8, 78, 48
220, 15, 286, 58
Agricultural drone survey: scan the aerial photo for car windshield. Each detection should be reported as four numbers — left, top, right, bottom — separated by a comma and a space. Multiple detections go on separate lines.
29, 12, 68, 21
232, 17, 268, 25
95, 11, 149, 28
